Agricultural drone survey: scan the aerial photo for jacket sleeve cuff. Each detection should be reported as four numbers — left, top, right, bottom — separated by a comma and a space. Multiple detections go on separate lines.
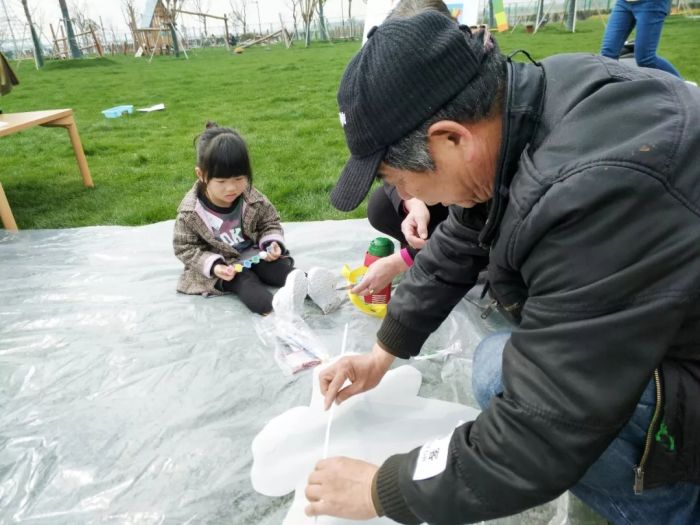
370, 470, 384, 517
202, 254, 224, 278
375, 454, 423, 525
377, 313, 431, 359
259, 234, 284, 250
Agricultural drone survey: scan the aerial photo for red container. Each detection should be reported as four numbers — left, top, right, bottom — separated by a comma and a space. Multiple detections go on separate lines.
362, 237, 395, 305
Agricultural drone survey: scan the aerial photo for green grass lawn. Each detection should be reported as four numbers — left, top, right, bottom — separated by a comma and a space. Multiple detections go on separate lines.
1, 15, 698, 229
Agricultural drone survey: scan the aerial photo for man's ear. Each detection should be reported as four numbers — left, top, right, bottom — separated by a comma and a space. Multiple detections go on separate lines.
426, 120, 474, 162
195, 166, 204, 183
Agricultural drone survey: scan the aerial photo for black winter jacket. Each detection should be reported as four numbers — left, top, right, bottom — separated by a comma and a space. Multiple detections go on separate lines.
374, 54, 700, 524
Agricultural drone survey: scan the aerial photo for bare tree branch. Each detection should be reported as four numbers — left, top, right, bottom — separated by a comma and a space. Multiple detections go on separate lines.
229, 0, 248, 35
286, 0, 301, 39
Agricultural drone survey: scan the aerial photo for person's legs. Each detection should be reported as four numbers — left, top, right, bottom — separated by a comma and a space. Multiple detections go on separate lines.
367, 186, 406, 243
219, 270, 274, 315
471, 331, 700, 523
367, 186, 450, 263
471, 331, 509, 409
632, 2, 681, 77
252, 257, 295, 287
601, 0, 636, 59
570, 381, 700, 524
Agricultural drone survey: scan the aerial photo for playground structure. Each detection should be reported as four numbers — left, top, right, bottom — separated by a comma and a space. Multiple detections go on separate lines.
128, 0, 178, 56
128, 0, 239, 56
236, 15, 293, 50
49, 21, 103, 59
176, 9, 232, 49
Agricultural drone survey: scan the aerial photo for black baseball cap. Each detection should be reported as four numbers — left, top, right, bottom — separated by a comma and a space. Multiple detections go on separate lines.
330, 10, 487, 212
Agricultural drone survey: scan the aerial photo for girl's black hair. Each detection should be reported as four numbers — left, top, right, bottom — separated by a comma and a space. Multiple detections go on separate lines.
195, 121, 253, 183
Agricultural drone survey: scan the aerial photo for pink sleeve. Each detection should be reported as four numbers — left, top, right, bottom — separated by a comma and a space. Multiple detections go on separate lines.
400, 247, 414, 268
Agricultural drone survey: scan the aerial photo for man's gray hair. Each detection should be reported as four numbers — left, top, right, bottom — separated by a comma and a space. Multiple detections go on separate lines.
386, 0, 453, 20
383, 30, 506, 173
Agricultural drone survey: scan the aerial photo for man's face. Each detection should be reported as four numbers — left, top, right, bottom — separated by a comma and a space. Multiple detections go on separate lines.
377, 119, 498, 208
378, 157, 488, 209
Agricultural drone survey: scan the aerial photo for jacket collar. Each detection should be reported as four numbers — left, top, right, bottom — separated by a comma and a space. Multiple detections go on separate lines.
478, 57, 546, 248
177, 181, 262, 213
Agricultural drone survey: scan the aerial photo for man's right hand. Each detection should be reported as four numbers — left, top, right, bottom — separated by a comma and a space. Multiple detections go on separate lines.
350, 253, 407, 297
320, 343, 396, 410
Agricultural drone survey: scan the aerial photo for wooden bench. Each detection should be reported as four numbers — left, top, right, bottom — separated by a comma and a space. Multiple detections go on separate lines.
0, 109, 94, 230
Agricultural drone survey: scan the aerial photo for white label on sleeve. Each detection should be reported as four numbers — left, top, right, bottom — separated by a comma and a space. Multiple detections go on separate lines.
412, 429, 454, 481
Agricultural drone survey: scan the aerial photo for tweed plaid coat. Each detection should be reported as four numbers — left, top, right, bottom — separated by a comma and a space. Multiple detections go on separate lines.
173, 182, 285, 296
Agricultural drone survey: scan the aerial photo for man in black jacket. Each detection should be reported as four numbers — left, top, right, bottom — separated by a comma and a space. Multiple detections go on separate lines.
304, 10, 700, 525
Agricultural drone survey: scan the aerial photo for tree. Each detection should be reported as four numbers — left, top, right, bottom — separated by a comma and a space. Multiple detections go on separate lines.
190, 0, 210, 40
347, 0, 353, 38
229, 0, 248, 36
121, 0, 140, 49
69, 1, 97, 34
300, 0, 316, 47
286, 0, 300, 39
20, 0, 43, 68
316, 0, 330, 41
58, 0, 82, 58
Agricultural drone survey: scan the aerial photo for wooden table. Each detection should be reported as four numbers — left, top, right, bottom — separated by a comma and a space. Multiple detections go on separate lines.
0, 109, 94, 230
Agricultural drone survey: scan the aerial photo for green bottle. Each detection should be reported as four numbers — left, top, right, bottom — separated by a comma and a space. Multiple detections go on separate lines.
363, 237, 395, 304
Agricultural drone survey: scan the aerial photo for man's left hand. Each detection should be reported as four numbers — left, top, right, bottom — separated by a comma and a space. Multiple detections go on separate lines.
304, 457, 379, 520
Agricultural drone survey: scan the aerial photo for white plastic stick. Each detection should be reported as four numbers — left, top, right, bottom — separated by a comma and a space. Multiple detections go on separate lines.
316, 323, 348, 524
322, 323, 348, 459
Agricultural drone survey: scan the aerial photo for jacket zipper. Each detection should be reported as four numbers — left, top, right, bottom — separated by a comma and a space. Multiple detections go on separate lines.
633, 369, 662, 495
480, 300, 520, 320
481, 299, 498, 319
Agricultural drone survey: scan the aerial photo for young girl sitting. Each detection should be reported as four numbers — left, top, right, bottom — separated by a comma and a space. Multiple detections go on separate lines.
173, 122, 340, 316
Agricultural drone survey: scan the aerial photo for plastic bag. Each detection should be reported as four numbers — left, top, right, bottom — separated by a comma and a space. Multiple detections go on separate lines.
254, 314, 329, 375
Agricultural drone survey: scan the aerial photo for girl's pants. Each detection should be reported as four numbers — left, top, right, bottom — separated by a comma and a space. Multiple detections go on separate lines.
601, 0, 680, 77
473, 331, 700, 524
366, 186, 449, 260
218, 258, 294, 315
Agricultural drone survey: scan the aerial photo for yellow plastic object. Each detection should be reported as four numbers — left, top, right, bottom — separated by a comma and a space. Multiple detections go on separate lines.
341, 265, 387, 319
234, 263, 243, 273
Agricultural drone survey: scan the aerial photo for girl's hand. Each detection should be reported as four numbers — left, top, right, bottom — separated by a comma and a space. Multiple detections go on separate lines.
214, 264, 236, 281
265, 242, 282, 261
401, 198, 431, 249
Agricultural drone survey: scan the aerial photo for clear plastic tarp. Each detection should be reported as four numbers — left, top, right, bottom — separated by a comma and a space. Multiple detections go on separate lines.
0, 219, 603, 524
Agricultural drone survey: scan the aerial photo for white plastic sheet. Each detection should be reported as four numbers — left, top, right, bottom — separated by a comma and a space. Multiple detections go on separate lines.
0, 219, 603, 524
251, 363, 481, 525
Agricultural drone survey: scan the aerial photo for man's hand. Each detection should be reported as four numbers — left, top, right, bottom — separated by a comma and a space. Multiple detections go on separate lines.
265, 241, 282, 261
213, 264, 236, 281
401, 198, 431, 249
304, 457, 379, 520
351, 253, 407, 296
320, 343, 395, 410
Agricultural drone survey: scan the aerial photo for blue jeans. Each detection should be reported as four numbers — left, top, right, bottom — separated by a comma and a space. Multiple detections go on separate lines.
472, 331, 700, 524
600, 0, 680, 77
